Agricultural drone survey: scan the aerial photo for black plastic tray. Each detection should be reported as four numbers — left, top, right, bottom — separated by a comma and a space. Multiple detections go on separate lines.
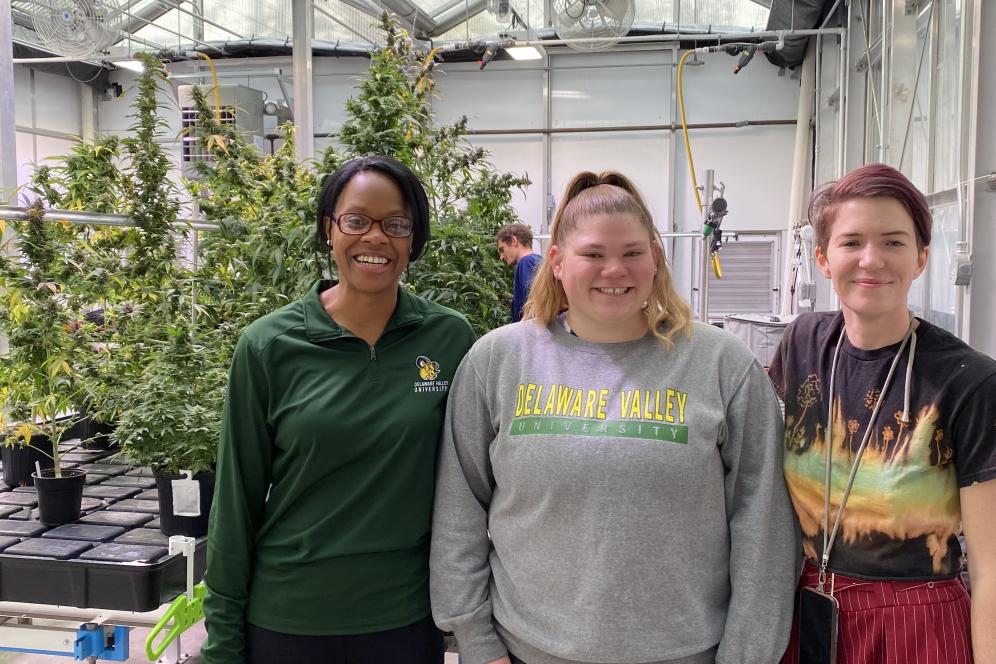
0, 442, 207, 612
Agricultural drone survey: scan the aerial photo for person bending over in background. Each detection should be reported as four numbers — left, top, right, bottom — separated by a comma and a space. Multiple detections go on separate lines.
496, 223, 542, 323
770, 163, 996, 664
201, 155, 476, 664
431, 171, 798, 664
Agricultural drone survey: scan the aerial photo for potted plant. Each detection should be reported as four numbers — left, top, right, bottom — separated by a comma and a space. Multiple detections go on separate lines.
112, 326, 225, 537
0, 203, 87, 524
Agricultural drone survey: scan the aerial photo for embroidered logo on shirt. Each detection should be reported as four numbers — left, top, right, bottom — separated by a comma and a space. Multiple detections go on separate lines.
414, 356, 449, 393
416, 355, 440, 380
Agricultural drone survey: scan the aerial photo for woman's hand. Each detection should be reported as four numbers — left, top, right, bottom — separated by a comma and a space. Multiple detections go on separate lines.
485, 658, 512, 664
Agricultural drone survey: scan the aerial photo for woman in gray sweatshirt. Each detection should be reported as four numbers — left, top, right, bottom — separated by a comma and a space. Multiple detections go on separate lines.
430, 171, 799, 664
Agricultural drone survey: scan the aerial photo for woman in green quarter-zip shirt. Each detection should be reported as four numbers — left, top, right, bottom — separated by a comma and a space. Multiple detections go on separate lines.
201, 155, 476, 664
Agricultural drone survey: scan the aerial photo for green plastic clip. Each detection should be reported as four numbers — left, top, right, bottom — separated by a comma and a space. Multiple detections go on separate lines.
146, 582, 207, 661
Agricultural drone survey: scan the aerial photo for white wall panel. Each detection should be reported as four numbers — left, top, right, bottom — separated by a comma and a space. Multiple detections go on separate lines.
33, 70, 82, 136
676, 51, 799, 123
672, 125, 796, 233
14, 66, 32, 126
97, 71, 181, 137
669, 125, 796, 310
433, 62, 544, 130
550, 130, 671, 230
35, 136, 79, 165
550, 52, 671, 128
466, 135, 543, 233
312, 58, 374, 135
15, 132, 34, 194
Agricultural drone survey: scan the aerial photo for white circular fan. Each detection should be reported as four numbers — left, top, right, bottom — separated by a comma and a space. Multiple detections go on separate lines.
31, 0, 125, 58
553, 0, 635, 51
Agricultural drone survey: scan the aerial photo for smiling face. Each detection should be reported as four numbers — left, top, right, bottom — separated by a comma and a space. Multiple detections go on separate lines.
325, 170, 413, 298
816, 196, 928, 327
549, 212, 659, 342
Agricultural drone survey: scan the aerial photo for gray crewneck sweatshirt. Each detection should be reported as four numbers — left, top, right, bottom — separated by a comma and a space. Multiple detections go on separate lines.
430, 319, 799, 664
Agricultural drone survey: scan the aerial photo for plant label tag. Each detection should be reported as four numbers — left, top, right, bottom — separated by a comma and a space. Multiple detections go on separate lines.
172, 471, 201, 517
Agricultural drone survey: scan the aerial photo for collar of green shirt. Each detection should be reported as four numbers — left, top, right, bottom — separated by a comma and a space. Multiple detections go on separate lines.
303, 280, 424, 343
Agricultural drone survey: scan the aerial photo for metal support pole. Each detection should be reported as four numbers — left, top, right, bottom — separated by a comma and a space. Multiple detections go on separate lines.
541, 50, 552, 238
1, 0, 17, 206
0, 0, 15, 356
292, 0, 315, 162
698, 169, 714, 323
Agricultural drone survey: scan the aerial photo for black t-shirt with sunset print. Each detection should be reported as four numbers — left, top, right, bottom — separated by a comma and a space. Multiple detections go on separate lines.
769, 311, 996, 580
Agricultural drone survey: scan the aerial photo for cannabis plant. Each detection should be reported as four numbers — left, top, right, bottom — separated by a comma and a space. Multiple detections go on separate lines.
112, 324, 225, 475
0, 202, 80, 473
337, 13, 529, 333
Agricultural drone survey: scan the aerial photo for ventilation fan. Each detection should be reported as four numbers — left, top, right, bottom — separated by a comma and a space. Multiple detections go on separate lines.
31, 0, 125, 58
552, 0, 635, 51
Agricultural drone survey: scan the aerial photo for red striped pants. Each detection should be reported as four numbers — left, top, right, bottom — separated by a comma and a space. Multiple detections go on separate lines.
781, 560, 974, 664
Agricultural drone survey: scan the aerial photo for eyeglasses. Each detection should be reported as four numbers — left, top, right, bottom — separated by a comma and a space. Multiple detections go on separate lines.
333, 213, 414, 238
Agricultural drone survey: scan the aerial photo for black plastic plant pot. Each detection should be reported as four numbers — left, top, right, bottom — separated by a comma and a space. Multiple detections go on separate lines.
154, 471, 215, 538
81, 419, 117, 450
1, 436, 56, 487
32, 468, 87, 526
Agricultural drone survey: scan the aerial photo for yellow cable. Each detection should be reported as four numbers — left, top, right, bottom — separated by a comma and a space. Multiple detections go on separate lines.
712, 252, 723, 279
677, 49, 703, 214
193, 51, 221, 123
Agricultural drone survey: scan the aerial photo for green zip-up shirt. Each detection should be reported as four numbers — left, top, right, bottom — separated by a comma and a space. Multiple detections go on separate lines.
201, 281, 475, 664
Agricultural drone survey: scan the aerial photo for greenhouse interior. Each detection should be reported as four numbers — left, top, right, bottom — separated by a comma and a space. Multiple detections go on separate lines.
2, 0, 996, 662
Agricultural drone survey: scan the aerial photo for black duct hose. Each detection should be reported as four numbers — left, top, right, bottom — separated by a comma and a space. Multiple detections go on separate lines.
763, 0, 837, 69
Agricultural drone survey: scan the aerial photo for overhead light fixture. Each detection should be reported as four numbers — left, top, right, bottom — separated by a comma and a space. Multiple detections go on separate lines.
505, 46, 543, 61
114, 59, 146, 73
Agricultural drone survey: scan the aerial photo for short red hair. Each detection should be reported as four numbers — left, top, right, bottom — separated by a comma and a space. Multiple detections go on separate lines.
808, 163, 932, 251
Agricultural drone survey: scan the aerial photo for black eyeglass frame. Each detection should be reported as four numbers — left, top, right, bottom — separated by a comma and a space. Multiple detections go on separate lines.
331, 213, 415, 238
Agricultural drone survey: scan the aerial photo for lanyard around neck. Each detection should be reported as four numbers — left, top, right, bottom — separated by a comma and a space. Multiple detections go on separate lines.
819, 318, 917, 591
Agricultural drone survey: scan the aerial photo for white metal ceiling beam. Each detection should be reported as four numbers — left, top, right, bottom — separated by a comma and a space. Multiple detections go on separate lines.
431, 0, 487, 37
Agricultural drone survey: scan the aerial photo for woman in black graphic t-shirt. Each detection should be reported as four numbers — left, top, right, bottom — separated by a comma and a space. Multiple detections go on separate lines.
770, 163, 996, 663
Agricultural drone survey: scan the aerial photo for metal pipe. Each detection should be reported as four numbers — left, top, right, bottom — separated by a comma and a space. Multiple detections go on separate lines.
312, 119, 795, 139
513, 27, 846, 48
837, 14, 847, 177
463, 119, 796, 136
697, 169, 714, 322
541, 50, 552, 237
292, 0, 315, 161
0, 206, 219, 232
780, 38, 816, 315
820, 0, 844, 30
879, 0, 889, 163
13, 126, 82, 142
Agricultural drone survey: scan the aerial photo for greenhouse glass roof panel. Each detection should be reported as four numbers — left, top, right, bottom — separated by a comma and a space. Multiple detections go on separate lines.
14, 0, 772, 55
